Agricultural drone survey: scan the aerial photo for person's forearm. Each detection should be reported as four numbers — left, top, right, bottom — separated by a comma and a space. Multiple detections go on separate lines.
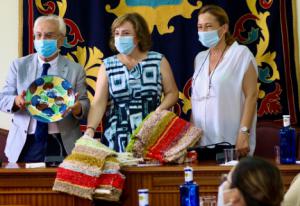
84, 96, 107, 138
157, 92, 178, 111
86, 101, 106, 130
240, 95, 257, 129
85, 64, 108, 136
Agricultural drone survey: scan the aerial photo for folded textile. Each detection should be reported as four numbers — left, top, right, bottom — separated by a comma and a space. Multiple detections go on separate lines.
93, 171, 125, 202
164, 126, 202, 163
52, 135, 117, 200
127, 110, 176, 157
126, 110, 202, 164
93, 156, 125, 201
116, 152, 143, 166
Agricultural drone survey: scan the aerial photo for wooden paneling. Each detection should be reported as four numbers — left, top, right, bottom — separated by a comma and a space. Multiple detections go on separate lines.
121, 163, 300, 206
0, 162, 299, 206
0, 167, 91, 206
0, 129, 8, 162
0, 129, 8, 139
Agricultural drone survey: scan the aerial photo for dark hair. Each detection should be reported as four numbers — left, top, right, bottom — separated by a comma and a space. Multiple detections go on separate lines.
230, 157, 284, 206
198, 5, 235, 45
109, 13, 152, 52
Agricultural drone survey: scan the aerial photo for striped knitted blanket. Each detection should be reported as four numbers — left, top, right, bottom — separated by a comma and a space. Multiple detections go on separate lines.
126, 110, 202, 163
53, 135, 125, 200
93, 156, 125, 201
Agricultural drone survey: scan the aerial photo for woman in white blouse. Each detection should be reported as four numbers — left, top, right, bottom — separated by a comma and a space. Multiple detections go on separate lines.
191, 5, 258, 157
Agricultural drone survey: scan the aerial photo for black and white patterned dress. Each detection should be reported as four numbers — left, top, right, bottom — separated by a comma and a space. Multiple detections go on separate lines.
102, 51, 163, 152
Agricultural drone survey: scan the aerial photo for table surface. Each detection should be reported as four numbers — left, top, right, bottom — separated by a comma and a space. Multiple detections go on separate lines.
0, 161, 299, 206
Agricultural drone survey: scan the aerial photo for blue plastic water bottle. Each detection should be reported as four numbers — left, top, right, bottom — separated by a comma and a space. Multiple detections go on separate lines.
279, 115, 296, 164
180, 166, 199, 206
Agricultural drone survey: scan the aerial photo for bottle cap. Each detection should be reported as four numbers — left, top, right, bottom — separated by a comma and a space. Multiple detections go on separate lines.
184, 166, 193, 171
138, 189, 149, 193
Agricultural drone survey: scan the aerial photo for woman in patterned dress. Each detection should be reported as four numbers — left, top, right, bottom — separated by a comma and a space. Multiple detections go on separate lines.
85, 13, 178, 152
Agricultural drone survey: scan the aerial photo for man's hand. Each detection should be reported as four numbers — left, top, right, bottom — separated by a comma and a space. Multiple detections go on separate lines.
62, 93, 82, 117
14, 90, 27, 111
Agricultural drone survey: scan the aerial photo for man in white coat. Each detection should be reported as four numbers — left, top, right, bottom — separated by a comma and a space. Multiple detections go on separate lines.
0, 15, 90, 163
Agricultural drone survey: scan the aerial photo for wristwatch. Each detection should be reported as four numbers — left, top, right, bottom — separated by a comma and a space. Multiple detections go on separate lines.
240, 126, 250, 135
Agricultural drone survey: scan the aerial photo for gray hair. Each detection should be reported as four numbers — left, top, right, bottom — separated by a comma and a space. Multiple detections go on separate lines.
33, 15, 66, 36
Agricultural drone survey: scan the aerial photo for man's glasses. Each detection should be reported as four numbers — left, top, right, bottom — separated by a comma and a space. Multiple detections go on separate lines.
34, 32, 60, 39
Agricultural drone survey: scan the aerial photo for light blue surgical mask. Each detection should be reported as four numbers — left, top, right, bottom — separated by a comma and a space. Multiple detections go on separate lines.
34, 39, 58, 58
198, 29, 221, 48
114, 36, 136, 55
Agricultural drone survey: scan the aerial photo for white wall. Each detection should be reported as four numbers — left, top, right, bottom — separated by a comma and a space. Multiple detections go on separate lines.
0, 0, 18, 129
0, 2, 299, 130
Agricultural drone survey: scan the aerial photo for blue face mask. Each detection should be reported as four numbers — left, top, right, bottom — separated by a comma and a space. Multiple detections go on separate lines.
114, 36, 135, 55
34, 39, 58, 58
198, 29, 220, 48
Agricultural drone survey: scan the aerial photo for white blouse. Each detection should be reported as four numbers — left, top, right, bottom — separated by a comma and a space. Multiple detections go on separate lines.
191, 41, 258, 154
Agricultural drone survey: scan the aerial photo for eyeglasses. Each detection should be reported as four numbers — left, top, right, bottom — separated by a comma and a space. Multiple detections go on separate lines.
34, 32, 61, 39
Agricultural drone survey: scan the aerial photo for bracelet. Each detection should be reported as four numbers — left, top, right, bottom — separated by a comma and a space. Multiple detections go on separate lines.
86, 126, 96, 132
